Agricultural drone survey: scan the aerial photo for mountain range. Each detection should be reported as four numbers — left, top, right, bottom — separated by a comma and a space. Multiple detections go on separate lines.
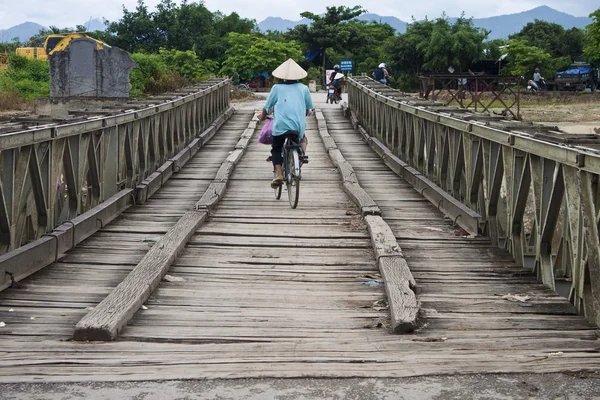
258, 6, 593, 40
0, 6, 593, 44
0, 19, 105, 44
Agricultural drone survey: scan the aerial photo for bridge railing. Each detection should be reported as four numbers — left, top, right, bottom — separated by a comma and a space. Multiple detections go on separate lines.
347, 75, 600, 327
0, 78, 230, 257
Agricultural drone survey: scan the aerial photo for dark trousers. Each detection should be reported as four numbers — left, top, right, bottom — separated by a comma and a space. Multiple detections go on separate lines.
271, 134, 287, 167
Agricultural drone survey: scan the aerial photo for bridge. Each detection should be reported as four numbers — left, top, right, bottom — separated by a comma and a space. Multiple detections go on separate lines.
0, 76, 599, 394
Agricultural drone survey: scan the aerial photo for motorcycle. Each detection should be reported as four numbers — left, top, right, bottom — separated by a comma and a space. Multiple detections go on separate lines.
526, 79, 545, 94
327, 84, 341, 104
327, 86, 338, 104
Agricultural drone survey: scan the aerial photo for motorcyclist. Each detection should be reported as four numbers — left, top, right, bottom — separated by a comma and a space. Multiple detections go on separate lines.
329, 64, 340, 85
329, 64, 342, 99
373, 63, 391, 85
330, 73, 344, 101
533, 68, 545, 90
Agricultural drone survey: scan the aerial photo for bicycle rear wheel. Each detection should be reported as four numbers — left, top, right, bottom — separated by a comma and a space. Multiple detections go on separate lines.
286, 148, 300, 209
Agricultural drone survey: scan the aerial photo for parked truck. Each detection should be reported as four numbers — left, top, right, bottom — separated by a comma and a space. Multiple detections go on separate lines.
554, 62, 598, 91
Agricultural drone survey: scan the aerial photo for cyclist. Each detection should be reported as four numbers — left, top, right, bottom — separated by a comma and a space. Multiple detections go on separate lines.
258, 59, 314, 189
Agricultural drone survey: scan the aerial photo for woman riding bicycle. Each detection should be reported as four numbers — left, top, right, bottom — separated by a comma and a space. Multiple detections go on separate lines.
257, 59, 314, 189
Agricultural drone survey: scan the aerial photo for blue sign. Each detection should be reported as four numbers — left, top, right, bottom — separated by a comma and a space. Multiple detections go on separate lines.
339, 60, 353, 72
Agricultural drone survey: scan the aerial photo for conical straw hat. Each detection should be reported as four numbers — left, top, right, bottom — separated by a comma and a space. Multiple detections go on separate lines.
334, 73, 345, 80
272, 58, 307, 80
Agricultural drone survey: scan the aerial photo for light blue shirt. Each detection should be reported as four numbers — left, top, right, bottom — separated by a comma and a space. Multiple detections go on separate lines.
264, 83, 313, 138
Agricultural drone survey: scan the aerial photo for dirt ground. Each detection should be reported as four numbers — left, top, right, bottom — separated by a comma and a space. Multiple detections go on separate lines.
519, 92, 600, 125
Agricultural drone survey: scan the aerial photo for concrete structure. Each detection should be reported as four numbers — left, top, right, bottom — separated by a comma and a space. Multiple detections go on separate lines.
49, 38, 136, 98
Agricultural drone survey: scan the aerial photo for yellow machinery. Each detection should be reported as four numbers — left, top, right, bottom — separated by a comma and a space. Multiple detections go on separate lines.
15, 33, 105, 60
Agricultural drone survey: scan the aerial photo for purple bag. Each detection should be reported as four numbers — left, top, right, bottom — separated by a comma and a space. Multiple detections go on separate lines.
258, 117, 273, 144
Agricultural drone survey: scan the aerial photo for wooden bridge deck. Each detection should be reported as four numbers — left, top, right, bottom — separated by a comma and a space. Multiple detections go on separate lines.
0, 108, 598, 383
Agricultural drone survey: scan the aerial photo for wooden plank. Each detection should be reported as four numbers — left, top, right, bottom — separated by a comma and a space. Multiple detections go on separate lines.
73, 209, 208, 341
364, 214, 418, 332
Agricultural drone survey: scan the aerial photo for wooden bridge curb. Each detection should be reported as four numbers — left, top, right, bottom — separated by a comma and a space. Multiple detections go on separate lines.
346, 106, 481, 236
314, 111, 381, 217
73, 111, 256, 341
314, 109, 419, 332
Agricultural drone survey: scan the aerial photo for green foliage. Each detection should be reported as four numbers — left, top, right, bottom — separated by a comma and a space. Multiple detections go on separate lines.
158, 48, 218, 81
100, 0, 256, 63
0, 41, 20, 53
129, 53, 168, 96
220, 33, 303, 77
584, 9, 600, 65
423, 15, 489, 72
129, 49, 216, 96
306, 67, 322, 83
501, 39, 553, 76
327, 21, 394, 75
291, 5, 366, 52
286, 5, 366, 84
0, 55, 49, 99
382, 16, 487, 90
383, 18, 434, 79
510, 20, 585, 59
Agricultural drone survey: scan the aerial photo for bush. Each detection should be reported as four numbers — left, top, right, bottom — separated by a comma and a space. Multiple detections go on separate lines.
393, 73, 420, 92
130, 50, 217, 97
0, 55, 50, 100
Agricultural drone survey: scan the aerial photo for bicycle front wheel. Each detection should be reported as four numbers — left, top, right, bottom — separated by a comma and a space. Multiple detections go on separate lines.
286, 148, 300, 209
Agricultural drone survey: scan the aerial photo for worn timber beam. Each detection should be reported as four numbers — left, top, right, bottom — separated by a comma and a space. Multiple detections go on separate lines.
314, 108, 419, 333
347, 75, 600, 328
73, 112, 258, 341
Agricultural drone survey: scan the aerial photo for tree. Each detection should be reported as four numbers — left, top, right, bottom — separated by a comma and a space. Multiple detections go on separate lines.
557, 28, 586, 59
154, 0, 214, 52
510, 20, 585, 59
423, 15, 488, 73
102, 0, 164, 53
584, 9, 600, 65
384, 18, 434, 79
501, 39, 553, 77
287, 5, 366, 84
220, 33, 303, 79
382, 15, 488, 90
328, 21, 395, 75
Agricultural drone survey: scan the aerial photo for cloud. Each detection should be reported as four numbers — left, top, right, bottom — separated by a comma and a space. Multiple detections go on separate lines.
1, 0, 597, 29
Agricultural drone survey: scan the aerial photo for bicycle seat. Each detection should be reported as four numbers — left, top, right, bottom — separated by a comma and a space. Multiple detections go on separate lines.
282, 130, 300, 143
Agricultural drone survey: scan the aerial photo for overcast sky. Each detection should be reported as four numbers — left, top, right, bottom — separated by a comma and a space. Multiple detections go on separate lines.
0, 0, 598, 29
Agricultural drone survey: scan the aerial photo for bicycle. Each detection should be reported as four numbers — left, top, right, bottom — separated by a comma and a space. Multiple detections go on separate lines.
271, 131, 305, 209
